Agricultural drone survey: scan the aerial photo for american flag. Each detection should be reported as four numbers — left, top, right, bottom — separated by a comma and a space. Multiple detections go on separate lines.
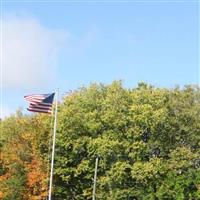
24, 93, 55, 114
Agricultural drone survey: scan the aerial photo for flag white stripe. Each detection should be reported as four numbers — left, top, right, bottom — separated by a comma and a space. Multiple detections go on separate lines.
25, 93, 54, 114
25, 94, 46, 98
25, 97, 46, 101
28, 108, 51, 114
28, 107, 51, 112
25, 100, 44, 103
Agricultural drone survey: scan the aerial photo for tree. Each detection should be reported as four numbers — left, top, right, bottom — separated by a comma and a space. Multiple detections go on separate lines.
1, 81, 200, 199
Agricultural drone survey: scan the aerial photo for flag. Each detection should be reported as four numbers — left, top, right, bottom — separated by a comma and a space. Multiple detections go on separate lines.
24, 93, 55, 114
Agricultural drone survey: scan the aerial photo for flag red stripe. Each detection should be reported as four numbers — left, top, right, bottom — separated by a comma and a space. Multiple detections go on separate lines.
28, 100, 52, 106
29, 104, 52, 110
30, 103, 52, 107
29, 108, 51, 112
24, 93, 54, 114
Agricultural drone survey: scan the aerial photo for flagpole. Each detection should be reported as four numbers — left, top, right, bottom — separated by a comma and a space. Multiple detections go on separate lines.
92, 157, 99, 200
48, 89, 58, 200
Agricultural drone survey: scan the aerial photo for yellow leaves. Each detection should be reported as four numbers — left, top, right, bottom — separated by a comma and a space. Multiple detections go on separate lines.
132, 147, 198, 183
82, 187, 93, 199
108, 161, 131, 184
131, 158, 164, 183
0, 172, 10, 199
170, 147, 197, 160
75, 160, 90, 176
168, 147, 198, 171
197, 184, 200, 191
26, 191, 48, 200
128, 141, 147, 160
131, 103, 167, 128
131, 147, 199, 186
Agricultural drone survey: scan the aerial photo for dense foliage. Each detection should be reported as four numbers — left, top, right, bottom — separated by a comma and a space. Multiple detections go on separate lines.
1, 82, 200, 199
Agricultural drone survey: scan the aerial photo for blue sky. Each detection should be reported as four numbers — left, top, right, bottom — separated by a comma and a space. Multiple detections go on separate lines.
1, 1, 199, 117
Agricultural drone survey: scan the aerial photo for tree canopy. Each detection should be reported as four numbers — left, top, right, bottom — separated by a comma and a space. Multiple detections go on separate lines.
1, 81, 200, 200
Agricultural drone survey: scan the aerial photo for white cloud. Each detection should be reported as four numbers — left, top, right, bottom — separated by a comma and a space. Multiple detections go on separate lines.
1, 15, 68, 89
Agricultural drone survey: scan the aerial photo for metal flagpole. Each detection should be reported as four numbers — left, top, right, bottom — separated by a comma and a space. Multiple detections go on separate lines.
48, 89, 58, 200
92, 157, 99, 200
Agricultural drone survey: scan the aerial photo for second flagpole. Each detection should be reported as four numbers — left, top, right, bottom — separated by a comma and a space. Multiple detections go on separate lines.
48, 89, 59, 200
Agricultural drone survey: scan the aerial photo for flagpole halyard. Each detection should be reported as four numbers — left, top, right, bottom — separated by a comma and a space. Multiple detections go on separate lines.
48, 89, 59, 200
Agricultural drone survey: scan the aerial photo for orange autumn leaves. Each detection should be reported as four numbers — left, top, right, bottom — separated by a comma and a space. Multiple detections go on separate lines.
0, 114, 51, 200
25, 158, 48, 200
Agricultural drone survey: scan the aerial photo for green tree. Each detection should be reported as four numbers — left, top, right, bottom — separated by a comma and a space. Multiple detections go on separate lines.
1, 81, 200, 200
